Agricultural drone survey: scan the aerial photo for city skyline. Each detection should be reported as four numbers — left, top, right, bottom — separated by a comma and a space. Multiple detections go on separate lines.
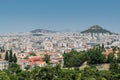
0, 0, 120, 33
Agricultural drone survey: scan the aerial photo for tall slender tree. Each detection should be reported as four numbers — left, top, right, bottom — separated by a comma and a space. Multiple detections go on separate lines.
101, 43, 105, 51
0, 54, 1, 59
0, 47, 2, 52
5, 50, 9, 61
9, 48, 13, 63
13, 53, 17, 63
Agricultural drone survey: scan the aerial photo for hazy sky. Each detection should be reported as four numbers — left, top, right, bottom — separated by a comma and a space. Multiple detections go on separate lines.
0, 0, 120, 33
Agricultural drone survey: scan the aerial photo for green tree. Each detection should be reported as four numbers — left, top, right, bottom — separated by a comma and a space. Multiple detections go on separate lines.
43, 54, 50, 64
112, 46, 117, 53
9, 75, 18, 80
63, 50, 86, 67
0, 46, 2, 52
107, 53, 115, 63
0, 71, 10, 80
5, 50, 9, 61
75, 73, 81, 80
24, 65, 31, 70
9, 48, 13, 63
53, 64, 62, 78
8, 63, 21, 74
13, 53, 17, 63
117, 52, 120, 63
101, 77, 107, 80
109, 61, 120, 73
1, 46, 5, 52
86, 48, 105, 64
17, 70, 31, 80
101, 43, 105, 51
0, 54, 1, 59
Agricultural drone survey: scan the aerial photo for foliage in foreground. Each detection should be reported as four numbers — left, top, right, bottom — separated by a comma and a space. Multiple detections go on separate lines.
0, 62, 120, 80
2, 45, 120, 80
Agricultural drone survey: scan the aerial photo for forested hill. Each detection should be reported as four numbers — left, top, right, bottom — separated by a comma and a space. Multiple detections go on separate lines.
30, 29, 56, 33
81, 25, 113, 34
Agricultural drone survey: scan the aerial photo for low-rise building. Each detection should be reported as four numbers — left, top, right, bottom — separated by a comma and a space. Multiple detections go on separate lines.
0, 59, 9, 70
18, 56, 46, 70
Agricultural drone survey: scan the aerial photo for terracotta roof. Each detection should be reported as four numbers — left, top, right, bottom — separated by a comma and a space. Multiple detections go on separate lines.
0, 59, 8, 62
29, 56, 43, 61
19, 59, 28, 63
35, 61, 46, 65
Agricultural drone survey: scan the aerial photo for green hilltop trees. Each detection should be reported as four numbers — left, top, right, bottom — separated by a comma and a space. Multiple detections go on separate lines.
63, 50, 86, 67
86, 47, 106, 64
63, 44, 120, 68
63, 45, 106, 68
5, 48, 17, 63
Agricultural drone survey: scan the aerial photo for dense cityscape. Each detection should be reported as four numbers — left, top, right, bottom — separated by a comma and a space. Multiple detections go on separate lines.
0, 25, 120, 80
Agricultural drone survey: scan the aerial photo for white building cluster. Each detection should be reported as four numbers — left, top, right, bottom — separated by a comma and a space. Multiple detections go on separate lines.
0, 32, 120, 69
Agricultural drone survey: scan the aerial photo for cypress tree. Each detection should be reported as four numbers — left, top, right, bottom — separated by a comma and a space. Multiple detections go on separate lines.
0, 47, 2, 52
9, 48, 13, 63
2, 46, 5, 52
13, 53, 17, 63
43, 54, 50, 64
101, 43, 105, 51
0, 54, 1, 58
5, 50, 9, 61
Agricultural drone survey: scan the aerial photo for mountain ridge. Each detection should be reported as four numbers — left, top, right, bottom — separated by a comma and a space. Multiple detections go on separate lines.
30, 29, 56, 33
81, 25, 113, 34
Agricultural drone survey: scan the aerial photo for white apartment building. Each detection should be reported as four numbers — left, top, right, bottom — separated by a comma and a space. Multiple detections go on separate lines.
0, 59, 9, 70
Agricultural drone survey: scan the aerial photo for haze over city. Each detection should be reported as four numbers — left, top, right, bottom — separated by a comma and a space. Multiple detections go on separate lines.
0, 0, 120, 33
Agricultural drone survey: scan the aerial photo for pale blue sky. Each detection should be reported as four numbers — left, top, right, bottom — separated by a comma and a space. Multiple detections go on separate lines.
0, 0, 120, 33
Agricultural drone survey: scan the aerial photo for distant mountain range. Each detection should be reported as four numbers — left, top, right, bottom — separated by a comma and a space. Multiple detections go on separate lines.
30, 29, 56, 33
81, 25, 113, 34
30, 25, 114, 34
